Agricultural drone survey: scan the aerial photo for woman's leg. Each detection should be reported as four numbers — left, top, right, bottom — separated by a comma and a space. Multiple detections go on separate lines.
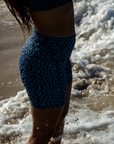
28, 104, 65, 144
49, 80, 72, 144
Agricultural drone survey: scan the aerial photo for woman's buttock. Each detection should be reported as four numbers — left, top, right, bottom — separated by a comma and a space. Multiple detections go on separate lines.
19, 28, 76, 109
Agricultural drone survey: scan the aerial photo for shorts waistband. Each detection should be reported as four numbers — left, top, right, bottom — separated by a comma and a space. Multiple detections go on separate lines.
22, 27, 76, 61
30, 27, 76, 42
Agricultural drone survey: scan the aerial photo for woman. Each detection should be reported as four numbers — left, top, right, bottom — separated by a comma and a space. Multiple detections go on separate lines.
4, 0, 76, 143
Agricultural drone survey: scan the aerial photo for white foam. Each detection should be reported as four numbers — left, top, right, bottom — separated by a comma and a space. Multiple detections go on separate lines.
1, 0, 114, 143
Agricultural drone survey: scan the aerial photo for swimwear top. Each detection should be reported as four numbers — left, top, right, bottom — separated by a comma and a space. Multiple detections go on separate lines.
27, 0, 70, 11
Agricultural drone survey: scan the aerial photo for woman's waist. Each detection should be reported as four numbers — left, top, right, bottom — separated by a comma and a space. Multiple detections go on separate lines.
34, 22, 75, 38
32, 10, 75, 38
30, 0, 75, 38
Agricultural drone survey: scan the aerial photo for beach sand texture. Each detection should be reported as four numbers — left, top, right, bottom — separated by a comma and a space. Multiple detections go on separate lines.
0, 1, 25, 100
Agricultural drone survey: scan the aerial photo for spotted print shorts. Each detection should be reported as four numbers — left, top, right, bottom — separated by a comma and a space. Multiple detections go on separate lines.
19, 28, 76, 109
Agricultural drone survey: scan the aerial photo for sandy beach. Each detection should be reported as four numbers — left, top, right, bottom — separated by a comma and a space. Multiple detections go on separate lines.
0, 2, 25, 100
0, 0, 114, 143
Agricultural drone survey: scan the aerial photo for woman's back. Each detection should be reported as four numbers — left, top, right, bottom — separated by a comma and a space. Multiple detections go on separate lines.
29, 0, 75, 37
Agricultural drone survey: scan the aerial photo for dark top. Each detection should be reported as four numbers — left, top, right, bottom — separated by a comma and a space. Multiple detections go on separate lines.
27, 0, 70, 11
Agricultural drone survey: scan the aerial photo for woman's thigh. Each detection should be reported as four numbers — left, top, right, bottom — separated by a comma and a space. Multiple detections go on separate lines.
19, 51, 67, 109
60, 58, 73, 118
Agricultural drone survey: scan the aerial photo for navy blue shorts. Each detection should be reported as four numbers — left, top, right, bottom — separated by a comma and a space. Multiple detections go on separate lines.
19, 28, 76, 109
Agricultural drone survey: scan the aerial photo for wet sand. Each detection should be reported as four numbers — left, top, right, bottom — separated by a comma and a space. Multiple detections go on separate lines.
0, 11, 25, 100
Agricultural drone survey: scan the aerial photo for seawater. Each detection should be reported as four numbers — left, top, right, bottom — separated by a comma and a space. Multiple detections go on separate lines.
0, 0, 114, 143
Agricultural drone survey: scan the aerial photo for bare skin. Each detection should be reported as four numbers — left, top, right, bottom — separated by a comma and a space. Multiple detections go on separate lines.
27, 0, 75, 143
29, 0, 75, 38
